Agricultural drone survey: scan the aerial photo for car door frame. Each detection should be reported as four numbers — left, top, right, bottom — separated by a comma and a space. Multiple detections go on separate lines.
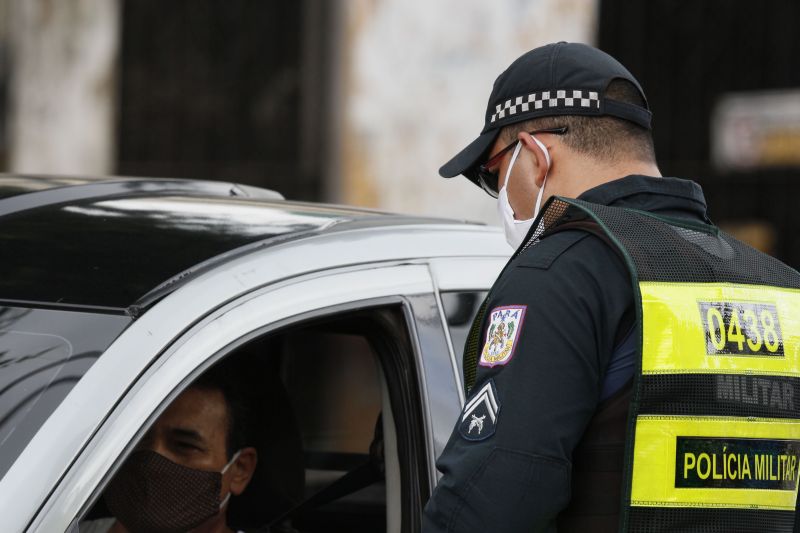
428, 256, 508, 400
29, 262, 449, 533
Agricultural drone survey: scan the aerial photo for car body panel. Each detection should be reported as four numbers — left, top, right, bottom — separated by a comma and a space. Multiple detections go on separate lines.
0, 175, 509, 532
2, 224, 507, 532
29, 265, 434, 533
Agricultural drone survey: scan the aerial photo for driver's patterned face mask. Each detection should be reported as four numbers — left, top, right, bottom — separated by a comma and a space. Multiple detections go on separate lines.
104, 448, 239, 533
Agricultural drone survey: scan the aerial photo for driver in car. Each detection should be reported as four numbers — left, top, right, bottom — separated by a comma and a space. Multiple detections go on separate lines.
81, 363, 260, 533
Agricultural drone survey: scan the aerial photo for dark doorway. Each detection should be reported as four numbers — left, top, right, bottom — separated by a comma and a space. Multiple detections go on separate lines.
117, 0, 336, 201
599, 0, 800, 267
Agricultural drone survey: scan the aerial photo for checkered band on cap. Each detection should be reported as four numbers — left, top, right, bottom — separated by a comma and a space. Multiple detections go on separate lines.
490, 89, 600, 123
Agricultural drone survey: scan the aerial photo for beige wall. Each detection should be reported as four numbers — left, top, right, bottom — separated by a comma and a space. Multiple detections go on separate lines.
7, 0, 120, 175
1, 0, 596, 211
336, 0, 599, 224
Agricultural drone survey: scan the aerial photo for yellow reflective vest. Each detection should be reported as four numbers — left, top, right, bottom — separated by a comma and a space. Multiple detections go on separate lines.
543, 196, 800, 532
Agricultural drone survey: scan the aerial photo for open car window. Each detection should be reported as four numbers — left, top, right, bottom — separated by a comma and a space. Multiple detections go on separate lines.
78, 304, 427, 533
279, 327, 394, 532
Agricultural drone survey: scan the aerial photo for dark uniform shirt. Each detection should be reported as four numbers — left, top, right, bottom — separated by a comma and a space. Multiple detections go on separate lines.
422, 175, 710, 533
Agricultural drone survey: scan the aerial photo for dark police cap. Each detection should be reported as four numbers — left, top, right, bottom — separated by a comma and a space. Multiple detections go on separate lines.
439, 42, 652, 182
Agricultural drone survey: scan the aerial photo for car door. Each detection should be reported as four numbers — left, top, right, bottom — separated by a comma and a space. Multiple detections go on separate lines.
27, 262, 454, 533
429, 257, 507, 401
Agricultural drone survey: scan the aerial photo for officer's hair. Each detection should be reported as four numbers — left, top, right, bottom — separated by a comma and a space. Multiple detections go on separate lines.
500, 79, 656, 164
193, 360, 255, 460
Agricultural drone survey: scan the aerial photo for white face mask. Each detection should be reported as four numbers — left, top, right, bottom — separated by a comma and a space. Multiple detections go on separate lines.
219, 449, 242, 510
496, 136, 551, 249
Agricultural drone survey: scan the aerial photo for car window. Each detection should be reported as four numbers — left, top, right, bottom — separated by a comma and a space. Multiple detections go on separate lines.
0, 306, 130, 480
439, 291, 488, 380
79, 304, 426, 533
280, 329, 390, 532
282, 331, 382, 456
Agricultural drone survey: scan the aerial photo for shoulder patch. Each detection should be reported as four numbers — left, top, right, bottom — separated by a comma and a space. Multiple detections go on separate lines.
459, 379, 500, 441
479, 305, 526, 367
516, 231, 590, 270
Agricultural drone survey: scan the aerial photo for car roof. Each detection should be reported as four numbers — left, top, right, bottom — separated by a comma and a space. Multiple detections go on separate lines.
1, 174, 489, 313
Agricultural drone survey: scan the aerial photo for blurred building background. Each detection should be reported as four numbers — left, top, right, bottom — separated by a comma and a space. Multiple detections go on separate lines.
1, 0, 799, 265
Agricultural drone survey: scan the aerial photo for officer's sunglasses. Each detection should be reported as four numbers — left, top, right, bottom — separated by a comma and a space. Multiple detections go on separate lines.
476, 126, 568, 198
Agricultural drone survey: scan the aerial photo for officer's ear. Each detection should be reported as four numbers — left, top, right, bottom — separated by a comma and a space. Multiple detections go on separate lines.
518, 132, 550, 188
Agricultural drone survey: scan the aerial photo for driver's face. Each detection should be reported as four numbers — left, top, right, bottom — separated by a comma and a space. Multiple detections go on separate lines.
136, 386, 230, 472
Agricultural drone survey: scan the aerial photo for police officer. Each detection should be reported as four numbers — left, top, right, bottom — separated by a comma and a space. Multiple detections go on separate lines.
422, 42, 800, 532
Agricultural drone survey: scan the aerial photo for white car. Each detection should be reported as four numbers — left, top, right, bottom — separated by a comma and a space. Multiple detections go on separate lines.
0, 175, 508, 533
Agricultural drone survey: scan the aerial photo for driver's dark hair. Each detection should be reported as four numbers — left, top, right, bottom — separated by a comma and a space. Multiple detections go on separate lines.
500, 78, 656, 164
192, 360, 255, 459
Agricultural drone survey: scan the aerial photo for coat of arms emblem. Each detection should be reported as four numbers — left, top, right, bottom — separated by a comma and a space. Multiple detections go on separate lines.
479, 305, 527, 367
